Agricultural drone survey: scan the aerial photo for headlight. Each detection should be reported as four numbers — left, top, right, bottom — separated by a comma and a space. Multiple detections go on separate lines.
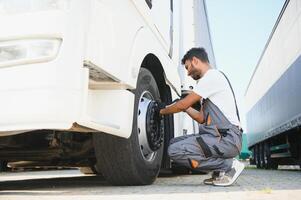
0, 0, 70, 15
0, 39, 62, 68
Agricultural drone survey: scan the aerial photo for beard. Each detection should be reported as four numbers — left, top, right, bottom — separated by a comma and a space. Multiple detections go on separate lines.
192, 74, 201, 80
190, 64, 201, 80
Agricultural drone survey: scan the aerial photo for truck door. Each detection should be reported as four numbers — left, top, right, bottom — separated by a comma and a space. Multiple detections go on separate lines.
147, 0, 173, 54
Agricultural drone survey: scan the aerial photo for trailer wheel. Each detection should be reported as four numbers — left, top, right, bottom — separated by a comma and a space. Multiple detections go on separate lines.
259, 143, 265, 169
93, 68, 164, 185
262, 142, 279, 170
252, 146, 257, 166
264, 142, 274, 169
255, 145, 261, 168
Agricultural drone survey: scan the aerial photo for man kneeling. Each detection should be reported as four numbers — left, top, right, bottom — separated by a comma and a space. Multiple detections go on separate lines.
158, 47, 244, 186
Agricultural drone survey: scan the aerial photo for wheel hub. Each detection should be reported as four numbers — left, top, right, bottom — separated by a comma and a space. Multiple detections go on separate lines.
137, 92, 164, 161
145, 101, 164, 151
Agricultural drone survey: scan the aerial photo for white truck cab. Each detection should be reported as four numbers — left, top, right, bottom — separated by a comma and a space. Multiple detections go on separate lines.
0, 0, 215, 185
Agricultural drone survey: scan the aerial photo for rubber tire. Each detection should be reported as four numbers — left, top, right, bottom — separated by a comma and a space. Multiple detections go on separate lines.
259, 143, 265, 169
250, 147, 255, 165
252, 146, 256, 166
93, 68, 164, 186
255, 145, 261, 169
263, 142, 275, 169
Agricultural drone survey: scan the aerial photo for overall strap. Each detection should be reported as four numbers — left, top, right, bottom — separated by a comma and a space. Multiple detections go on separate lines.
219, 71, 241, 122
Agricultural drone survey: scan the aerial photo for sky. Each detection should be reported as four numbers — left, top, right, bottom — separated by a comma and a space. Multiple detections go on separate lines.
205, 0, 285, 130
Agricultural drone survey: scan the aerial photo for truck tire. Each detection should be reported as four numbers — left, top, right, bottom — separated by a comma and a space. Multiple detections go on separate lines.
255, 145, 261, 169
259, 143, 265, 169
264, 142, 275, 169
93, 68, 164, 185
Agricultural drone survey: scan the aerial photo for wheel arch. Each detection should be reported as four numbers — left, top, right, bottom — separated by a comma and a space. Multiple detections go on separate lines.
127, 27, 181, 95
141, 54, 169, 103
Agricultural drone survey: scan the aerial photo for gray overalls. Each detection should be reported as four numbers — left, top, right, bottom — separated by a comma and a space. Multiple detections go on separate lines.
168, 98, 242, 172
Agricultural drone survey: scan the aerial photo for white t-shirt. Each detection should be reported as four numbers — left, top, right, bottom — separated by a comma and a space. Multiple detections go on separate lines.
193, 69, 240, 126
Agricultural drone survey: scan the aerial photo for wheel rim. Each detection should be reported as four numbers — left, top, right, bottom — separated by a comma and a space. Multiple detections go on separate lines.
137, 91, 157, 162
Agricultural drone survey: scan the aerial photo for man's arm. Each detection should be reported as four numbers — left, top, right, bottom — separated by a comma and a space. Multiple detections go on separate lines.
160, 91, 202, 115
184, 107, 205, 124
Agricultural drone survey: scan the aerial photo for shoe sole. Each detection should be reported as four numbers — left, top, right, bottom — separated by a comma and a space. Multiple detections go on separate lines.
213, 162, 245, 187
203, 181, 213, 185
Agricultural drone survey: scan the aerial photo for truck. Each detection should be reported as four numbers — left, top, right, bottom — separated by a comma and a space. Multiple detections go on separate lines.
0, 0, 215, 185
245, 0, 301, 169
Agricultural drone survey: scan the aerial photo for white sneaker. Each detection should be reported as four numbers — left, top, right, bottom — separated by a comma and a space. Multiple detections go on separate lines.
213, 159, 245, 186
203, 171, 225, 185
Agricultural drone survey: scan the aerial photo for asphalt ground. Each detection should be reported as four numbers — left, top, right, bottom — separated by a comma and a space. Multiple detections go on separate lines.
0, 164, 301, 200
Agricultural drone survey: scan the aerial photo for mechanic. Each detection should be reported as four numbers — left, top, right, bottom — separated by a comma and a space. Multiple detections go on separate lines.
158, 47, 244, 186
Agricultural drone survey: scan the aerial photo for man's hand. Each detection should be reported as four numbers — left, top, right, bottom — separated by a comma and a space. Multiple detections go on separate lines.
157, 102, 166, 110
153, 101, 166, 121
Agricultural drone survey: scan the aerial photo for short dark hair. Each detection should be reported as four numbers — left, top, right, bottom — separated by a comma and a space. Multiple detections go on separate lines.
181, 47, 209, 65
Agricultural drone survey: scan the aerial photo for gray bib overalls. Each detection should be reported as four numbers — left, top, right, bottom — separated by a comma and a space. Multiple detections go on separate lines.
168, 98, 243, 172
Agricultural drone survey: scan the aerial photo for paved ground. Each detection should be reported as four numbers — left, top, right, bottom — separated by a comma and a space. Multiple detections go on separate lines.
0, 165, 301, 200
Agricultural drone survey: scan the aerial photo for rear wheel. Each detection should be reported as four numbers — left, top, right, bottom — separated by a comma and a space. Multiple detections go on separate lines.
259, 143, 265, 168
263, 142, 278, 170
255, 145, 261, 169
93, 68, 165, 185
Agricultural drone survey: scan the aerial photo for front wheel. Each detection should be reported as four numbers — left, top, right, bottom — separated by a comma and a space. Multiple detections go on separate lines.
93, 68, 165, 185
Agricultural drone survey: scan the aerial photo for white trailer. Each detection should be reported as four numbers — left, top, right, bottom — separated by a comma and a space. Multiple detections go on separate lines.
245, 0, 301, 169
0, 0, 215, 185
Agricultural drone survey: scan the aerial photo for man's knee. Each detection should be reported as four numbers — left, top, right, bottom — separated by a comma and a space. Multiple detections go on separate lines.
169, 137, 177, 146
168, 142, 181, 159
167, 143, 176, 157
